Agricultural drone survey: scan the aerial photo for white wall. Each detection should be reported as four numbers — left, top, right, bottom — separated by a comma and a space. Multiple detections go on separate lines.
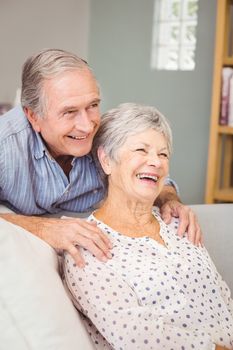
0, 0, 90, 103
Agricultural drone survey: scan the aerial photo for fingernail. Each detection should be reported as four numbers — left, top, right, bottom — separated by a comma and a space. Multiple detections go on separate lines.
106, 252, 112, 259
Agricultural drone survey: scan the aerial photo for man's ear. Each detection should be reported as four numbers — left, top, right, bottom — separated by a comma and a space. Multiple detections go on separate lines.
97, 146, 112, 175
24, 107, 41, 132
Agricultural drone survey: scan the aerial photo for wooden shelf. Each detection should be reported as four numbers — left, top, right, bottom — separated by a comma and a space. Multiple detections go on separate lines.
214, 188, 233, 201
205, 0, 233, 203
218, 125, 233, 134
223, 57, 233, 66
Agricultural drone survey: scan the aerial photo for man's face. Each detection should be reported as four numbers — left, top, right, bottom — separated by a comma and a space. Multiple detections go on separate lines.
28, 68, 101, 159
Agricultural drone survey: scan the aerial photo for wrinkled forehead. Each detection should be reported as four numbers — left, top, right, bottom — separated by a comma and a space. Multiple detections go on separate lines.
43, 68, 98, 90
112, 128, 168, 158
123, 128, 167, 145
40, 68, 100, 110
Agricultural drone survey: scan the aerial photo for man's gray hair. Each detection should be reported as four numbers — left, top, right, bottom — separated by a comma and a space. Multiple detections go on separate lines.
21, 48, 92, 115
93, 102, 172, 184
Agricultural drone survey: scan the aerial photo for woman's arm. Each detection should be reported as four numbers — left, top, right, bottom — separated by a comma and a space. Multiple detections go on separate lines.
63, 251, 214, 350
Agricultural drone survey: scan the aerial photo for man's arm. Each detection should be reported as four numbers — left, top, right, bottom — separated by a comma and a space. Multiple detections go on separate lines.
155, 184, 203, 246
0, 213, 112, 267
154, 182, 181, 208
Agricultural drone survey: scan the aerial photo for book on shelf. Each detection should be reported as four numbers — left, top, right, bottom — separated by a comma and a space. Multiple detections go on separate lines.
228, 2, 233, 57
228, 73, 233, 126
220, 67, 233, 125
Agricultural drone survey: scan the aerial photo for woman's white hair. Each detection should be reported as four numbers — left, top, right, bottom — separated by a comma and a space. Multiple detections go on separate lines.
93, 102, 172, 184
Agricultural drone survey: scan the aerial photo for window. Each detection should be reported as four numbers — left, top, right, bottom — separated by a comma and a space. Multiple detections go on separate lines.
151, 0, 199, 71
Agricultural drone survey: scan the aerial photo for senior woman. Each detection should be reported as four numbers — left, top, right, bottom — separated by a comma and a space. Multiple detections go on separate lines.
63, 103, 233, 350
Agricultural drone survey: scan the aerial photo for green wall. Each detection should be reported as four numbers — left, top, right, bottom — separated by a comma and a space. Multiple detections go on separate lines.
88, 0, 217, 204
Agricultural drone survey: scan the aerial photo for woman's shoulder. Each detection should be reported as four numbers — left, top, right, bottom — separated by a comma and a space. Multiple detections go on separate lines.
152, 207, 180, 233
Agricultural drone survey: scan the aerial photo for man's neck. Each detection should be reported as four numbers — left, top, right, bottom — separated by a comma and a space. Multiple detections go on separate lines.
55, 155, 74, 177
39, 133, 74, 177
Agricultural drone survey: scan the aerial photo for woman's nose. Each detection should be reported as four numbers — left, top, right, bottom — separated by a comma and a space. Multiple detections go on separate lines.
147, 155, 162, 168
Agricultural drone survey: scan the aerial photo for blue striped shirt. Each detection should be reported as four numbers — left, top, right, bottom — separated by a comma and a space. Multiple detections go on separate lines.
0, 106, 105, 214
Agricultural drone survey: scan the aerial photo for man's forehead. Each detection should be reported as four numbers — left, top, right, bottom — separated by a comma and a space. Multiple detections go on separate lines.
44, 68, 97, 86
43, 69, 99, 96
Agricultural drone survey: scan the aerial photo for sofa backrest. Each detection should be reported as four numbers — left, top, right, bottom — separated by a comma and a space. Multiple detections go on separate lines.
190, 204, 233, 293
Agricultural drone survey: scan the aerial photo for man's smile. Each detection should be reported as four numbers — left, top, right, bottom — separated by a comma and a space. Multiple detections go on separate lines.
67, 135, 88, 140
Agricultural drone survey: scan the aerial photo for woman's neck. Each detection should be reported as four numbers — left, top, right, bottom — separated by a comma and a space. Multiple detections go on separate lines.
94, 189, 158, 237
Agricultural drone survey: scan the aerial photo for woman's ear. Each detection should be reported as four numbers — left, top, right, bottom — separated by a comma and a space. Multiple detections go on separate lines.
97, 146, 112, 175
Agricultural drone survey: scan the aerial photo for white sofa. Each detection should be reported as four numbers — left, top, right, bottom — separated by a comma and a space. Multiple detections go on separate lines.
0, 204, 232, 350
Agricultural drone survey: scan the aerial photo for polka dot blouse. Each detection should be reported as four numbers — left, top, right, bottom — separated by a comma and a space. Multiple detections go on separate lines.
63, 209, 233, 350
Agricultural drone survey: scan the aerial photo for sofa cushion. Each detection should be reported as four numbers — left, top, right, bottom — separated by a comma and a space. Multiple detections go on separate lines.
0, 217, 95, 350
190, 204, 233, 293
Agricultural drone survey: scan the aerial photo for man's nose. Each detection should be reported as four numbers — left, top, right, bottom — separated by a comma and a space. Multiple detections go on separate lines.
74, 110, 94, 133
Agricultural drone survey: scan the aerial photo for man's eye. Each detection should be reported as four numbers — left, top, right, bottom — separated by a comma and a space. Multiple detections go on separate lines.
89, 102, 99, 109
64, 110, 75, 116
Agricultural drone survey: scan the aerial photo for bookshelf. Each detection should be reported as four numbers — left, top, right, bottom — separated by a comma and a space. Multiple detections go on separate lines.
205, 0, 233, 203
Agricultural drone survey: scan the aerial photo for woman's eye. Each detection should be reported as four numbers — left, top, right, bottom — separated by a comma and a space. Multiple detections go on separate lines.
159, 153, 169, 159
135, 148, 146, 153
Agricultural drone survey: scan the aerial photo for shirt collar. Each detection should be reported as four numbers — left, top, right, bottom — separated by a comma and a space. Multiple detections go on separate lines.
33, 132, 47, 160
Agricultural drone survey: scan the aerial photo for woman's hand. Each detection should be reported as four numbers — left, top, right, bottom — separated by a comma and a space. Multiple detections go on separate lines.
160, 200, 203, 246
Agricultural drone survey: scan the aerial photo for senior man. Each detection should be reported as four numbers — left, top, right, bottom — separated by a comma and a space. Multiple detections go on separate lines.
0, 49, 201, 266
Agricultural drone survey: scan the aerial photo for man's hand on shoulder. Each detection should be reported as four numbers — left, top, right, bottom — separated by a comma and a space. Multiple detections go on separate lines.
155, 185, 203, 246
0, 213, 113, 267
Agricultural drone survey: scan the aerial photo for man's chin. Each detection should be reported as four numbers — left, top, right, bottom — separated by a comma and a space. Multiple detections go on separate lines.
71, 145, 92, 158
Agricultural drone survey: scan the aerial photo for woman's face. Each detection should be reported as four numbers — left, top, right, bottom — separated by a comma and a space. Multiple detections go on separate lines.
100, 128, 170, 204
